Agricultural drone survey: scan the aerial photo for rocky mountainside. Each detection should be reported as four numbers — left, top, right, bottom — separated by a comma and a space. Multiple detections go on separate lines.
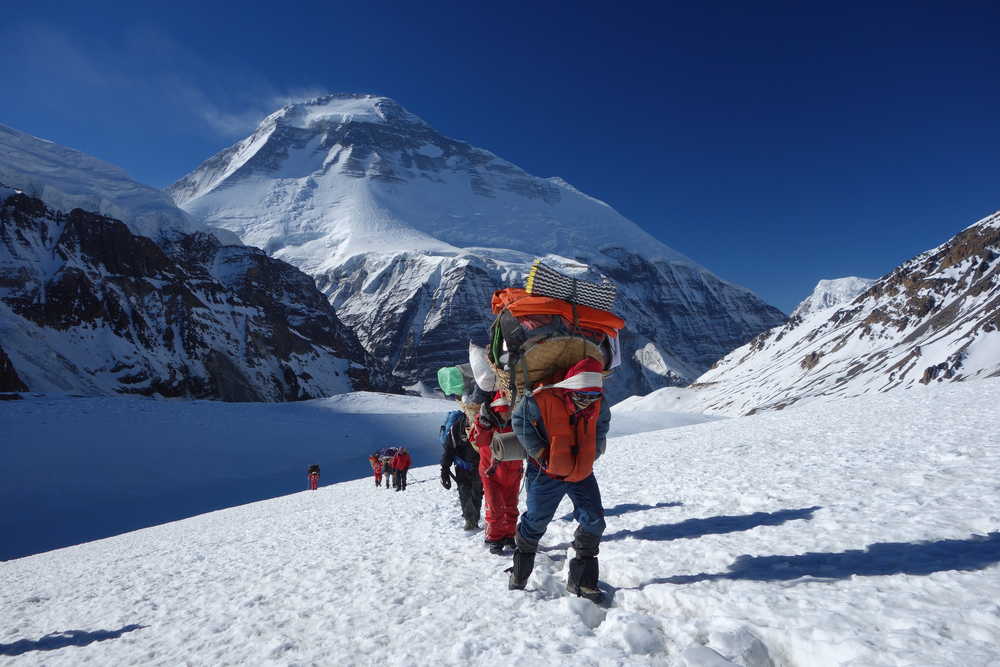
690, 210, 1000, 415
0, 190, 367, 400
170, 93, 785, 399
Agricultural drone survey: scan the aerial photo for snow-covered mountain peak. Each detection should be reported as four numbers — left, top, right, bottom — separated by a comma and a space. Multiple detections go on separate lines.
791, 276, 875, 318
168, 93, 695, 267
0, 124, 238, 245
265, 93, 428, 130
171, 96, 786, 395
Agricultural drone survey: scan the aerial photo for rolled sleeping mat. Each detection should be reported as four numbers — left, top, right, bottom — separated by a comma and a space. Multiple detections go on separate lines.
525, 259, 617, 311
491, 431, 526, 462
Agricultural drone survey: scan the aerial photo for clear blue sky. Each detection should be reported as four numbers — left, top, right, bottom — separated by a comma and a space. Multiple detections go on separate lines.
3, 1, 998, 312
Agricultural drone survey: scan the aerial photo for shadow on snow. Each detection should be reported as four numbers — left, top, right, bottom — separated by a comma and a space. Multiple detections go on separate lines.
0, 624, 147, 657
602, 506, 822, 543
647, 532, 1000, 586
559, 501, 684, 523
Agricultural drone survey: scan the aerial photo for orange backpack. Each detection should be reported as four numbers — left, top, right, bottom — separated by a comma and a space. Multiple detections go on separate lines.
532, 387, 601, 482
525, 360, 604, 482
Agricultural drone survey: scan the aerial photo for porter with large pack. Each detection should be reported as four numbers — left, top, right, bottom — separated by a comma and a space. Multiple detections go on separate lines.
488, 261, 624, 602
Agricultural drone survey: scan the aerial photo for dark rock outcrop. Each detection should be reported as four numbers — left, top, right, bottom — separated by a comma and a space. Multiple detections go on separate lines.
0, 192, 366, 400
0, 343, 27, 392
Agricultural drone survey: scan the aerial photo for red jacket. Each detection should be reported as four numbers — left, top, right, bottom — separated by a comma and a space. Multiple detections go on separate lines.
392, 451, 412, 471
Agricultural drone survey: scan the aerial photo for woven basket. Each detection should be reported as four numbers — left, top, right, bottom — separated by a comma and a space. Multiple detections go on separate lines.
512, 336, 605, 393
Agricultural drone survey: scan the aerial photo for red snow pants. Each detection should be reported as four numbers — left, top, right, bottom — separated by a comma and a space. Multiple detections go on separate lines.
481, 458, 523, 541
309, 472, 320, 490
473, 422, 523, 542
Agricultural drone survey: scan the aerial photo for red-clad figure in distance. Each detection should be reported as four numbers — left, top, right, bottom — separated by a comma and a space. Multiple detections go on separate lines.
391, 448, 412, 491
307, 464, 321, 491
369, 454, 384, 487
470, 393, 524, 554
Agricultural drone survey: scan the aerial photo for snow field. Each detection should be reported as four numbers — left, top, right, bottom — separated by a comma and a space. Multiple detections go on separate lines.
2, 379, 999, 665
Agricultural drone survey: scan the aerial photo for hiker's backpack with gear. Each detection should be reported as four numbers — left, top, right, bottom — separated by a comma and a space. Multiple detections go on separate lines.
488, 260, 624, 482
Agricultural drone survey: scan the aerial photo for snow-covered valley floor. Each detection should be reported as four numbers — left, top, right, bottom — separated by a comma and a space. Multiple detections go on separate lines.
3, 380, 1000, 666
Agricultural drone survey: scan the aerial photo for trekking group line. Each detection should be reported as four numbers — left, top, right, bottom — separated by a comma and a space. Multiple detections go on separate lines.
368, 446, 412, 491
436, 260, 623, 602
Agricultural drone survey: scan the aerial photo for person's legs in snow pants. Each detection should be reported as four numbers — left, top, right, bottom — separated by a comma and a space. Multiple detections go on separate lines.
511, 462, 605, 592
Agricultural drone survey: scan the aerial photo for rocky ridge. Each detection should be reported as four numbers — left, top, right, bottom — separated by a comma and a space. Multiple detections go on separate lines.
690, 209, 1000, 415
0, 191, 367, 400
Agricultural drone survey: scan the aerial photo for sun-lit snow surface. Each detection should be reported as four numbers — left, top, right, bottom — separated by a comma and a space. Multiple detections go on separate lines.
3, 380, 999, 666
0, 124, 238, 245
789, 277, 874, 319
0, 392, 453, 561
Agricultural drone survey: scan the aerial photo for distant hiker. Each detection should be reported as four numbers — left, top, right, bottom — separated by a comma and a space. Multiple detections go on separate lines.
509, 358, 611, 601
369, 454, 383, 487
392, 448, 412, 491
381, 455, 395, 491
376, 446, 398, 491
307, 464, 321, 491
469, 393, 523, 554
439, 410, 483, 530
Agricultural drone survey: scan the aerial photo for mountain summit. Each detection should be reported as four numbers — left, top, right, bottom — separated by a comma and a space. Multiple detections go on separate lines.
791, 277, 875, 318
171, 93, 785, 397
169, 93, 690, 268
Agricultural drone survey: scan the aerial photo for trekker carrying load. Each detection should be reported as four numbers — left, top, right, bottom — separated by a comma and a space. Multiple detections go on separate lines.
469, 392, 523, 555
487, 261, 623, 603
369, 454, 383, 487
510, 358, 611, 601
439, 410, 483, 530
392, 448, 412, 491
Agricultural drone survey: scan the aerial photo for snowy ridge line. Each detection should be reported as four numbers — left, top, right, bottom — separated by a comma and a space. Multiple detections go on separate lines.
2, 378, 999, 665
0, 124, 238, 245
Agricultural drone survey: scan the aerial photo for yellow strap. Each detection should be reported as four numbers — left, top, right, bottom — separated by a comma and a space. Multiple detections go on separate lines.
525, 258, 541, 293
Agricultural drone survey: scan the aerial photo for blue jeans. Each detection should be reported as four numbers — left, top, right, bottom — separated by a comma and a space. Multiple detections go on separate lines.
516, 462, 605, 554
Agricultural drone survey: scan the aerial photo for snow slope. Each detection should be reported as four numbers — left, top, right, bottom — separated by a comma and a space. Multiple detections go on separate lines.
0, 392, 453, 561
689, 210, 1000, 415
3, 379, 998, 665
170, 93, 786, 397
0, 124, 237, 245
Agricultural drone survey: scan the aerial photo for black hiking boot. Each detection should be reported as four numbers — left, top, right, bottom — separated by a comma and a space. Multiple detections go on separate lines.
567, 556, 604, 603
502, 536, 516, 549
507, 549, 535, 590
464, 518, 478, 531
489, 541, 505, 556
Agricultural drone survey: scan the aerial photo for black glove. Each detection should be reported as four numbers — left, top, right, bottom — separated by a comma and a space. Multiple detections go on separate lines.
440, 467, 452, 489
